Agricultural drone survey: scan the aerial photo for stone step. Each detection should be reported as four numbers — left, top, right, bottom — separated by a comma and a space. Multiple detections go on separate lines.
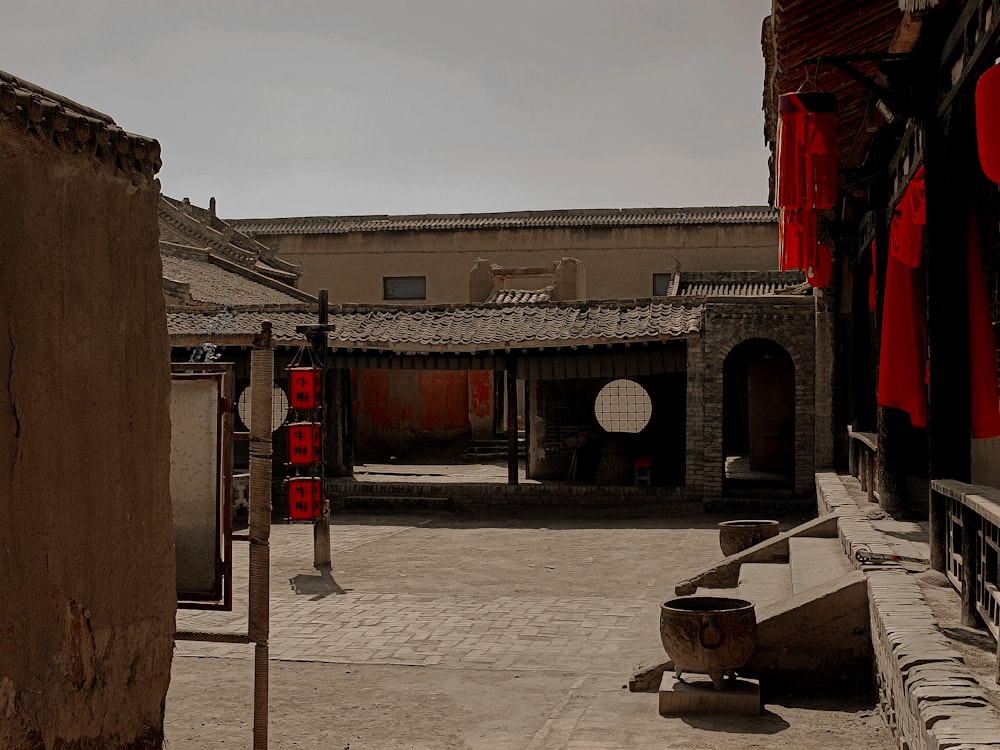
788, 536, 853, 594
337, 495, 453, 513
736, 563, 793, 608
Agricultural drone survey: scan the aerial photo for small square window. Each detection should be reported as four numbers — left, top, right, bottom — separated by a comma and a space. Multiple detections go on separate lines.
383, 276, 426, 300
653, 273, 675, 296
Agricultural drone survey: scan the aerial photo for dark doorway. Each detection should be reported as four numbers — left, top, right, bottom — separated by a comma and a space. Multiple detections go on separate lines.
723, 339, 795, 491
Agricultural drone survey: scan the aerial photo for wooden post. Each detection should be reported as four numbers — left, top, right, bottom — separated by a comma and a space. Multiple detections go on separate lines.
929, 487, 947, 573
313, 290, 332, 570
506, 357, 518, 485
248, 322, 273, 750
960, 502, 981, 627
924, 114, 972, 488
523, 374, 531, 480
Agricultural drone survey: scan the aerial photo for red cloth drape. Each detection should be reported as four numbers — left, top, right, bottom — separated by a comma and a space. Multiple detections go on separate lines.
966, 201, 1000, 438
877, 167, 927, 428
776, 92, 837, 289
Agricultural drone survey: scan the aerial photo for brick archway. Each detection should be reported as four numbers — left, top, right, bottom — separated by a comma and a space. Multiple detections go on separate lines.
699, 310, 816, 502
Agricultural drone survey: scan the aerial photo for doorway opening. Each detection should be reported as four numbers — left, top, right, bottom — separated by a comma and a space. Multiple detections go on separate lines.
722, 339, 795, 493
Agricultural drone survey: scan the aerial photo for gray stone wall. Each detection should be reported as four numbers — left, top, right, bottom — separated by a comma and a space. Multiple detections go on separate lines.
0, 108, 174, 746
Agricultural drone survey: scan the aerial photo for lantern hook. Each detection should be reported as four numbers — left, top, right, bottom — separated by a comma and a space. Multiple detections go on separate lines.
803, 53, 915, 118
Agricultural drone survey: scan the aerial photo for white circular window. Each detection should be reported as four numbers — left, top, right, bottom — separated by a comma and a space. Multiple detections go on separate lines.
237, 385, 290, 432
594, 379, 652, 434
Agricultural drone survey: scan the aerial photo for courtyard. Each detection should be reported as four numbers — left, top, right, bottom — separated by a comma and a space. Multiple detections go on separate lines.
166, 508, 894, 749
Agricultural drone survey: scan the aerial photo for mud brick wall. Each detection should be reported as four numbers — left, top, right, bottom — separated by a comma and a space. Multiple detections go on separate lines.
0, 84, 174, 748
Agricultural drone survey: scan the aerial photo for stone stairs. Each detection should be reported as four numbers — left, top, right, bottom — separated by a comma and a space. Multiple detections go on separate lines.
680, 516, 870, 689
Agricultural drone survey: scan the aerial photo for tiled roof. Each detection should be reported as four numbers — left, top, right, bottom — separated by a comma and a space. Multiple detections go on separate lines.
0, 69, 161, 178
168, 308, 317, 345
486, 288, 552, 304
167, 300, 703, 353
671, 271, 810, 298
229, 206, 777, 237
161, 247, 314, 307
763, 2, 911, 178
159, 196, 299, 283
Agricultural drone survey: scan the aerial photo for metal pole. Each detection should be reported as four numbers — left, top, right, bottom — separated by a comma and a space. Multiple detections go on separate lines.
248, 322, 273, 750
313, 291, 332, 569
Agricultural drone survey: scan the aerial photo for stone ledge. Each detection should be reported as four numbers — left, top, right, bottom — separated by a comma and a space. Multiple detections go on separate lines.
816, 472, 1000, 750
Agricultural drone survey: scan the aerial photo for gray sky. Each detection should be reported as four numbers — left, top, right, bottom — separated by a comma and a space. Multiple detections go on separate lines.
4, 0, 773, 218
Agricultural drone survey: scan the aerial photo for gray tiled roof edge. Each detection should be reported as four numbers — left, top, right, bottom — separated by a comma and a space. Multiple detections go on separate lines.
229, 206, 778, 236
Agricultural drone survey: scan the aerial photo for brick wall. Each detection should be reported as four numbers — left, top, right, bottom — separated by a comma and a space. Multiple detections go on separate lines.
699, 298, 819, 502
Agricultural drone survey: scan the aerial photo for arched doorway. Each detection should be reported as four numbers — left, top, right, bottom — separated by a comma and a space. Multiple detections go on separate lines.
722, 339, 795, 489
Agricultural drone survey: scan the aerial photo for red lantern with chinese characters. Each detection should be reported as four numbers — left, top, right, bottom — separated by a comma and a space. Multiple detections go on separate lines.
288, 366, 323, 411
287, 477, 322, 520
287, 421, 322, 466
976, 62, 1000, 184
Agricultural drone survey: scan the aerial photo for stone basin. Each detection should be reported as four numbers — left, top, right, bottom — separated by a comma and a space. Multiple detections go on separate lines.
718, 519, 780, 556
660, 595, 757, 690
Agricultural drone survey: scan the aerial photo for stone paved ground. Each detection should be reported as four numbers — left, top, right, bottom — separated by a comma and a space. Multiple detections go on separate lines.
165, 510, 895, 749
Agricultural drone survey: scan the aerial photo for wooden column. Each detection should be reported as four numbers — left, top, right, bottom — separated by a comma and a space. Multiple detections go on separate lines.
872, 139, 909, 514
924, 114, 972, 486
506, 357, 518, 485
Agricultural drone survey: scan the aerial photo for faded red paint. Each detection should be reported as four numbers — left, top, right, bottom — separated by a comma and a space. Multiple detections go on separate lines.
353, 370, 473, 450
416, 372, 469, 430
470, 371, 493, 419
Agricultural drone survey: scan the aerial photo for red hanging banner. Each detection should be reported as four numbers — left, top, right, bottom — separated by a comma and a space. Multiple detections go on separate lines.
776, 92, 837, 289
776, 92, 837, 210
877, 167, 927, 428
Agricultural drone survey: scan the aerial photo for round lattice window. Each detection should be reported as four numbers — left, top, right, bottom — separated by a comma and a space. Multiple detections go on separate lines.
594, 379, 652, 434
237, 385, 290, 432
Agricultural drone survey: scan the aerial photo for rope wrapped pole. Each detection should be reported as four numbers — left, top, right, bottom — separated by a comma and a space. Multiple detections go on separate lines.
249, 322, 273, 750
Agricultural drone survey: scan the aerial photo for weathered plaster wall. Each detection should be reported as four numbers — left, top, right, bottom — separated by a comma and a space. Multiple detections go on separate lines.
257, 223, 779, 303
0, 121, 174, 747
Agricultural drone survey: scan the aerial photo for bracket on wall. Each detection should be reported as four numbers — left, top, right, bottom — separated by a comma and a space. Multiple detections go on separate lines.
803, 53, 916, 120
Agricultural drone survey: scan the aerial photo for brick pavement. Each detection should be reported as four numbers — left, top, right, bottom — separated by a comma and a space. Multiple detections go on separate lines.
168, 510, 895, 749
177, 522, 655, 672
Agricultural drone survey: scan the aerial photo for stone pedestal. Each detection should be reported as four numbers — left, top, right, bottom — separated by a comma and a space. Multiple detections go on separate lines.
658, 673, 760, 716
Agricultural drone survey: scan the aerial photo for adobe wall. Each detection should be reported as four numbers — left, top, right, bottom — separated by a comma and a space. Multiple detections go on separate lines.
0, 96, 174, 747
256, 222, 779, 303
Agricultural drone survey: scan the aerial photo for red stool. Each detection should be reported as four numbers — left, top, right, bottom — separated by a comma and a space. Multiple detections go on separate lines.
633, 458, 652, 487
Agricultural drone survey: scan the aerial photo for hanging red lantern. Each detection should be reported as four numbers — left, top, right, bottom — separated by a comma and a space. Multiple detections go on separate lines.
288, 366, 323, 410
287, 421, 322, 465
776, 92, 837, 210
287, 477, 323, 520
976, 62, 1000, 184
